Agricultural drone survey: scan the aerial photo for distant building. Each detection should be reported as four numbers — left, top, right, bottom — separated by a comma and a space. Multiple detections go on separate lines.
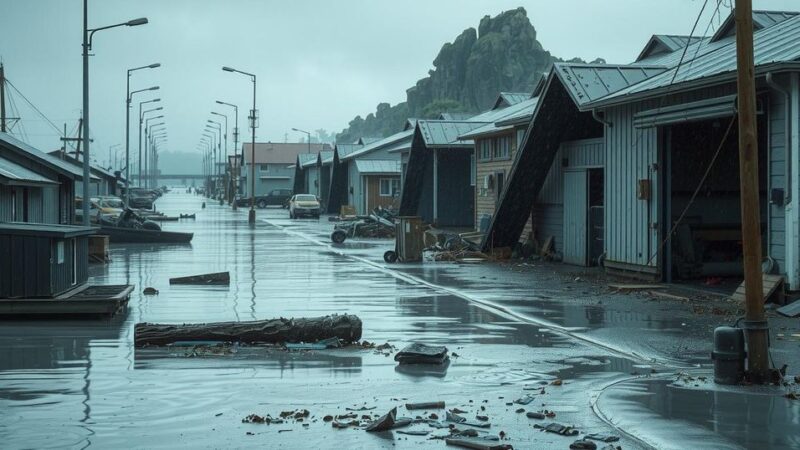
240, 142, 330, 198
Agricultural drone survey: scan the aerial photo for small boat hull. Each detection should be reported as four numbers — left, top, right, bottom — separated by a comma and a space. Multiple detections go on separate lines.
99, 226, 193, 243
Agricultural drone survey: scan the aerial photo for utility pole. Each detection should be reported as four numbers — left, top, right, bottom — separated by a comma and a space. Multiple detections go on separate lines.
735, 0, 769, 382
0, 64, 6, 132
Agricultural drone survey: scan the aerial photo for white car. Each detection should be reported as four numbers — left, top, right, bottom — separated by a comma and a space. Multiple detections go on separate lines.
288, 194, 321, 219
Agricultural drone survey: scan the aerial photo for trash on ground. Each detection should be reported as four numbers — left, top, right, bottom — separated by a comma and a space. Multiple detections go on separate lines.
365, 407, 412, 432
134, 314, 362, 347
406, 401, 446, 410
534, 422, 579, 436
569, 439, 597, 450
514, 394, 535, 405
777, 300, 800, 318
169, 271, 230, 285
143, 287, 159, 295
397, 429, 431, 436
331, 207, 397, 243
395, 343, 449, 365
584, 433, 620, 443
444, 438, 513, 450
285, 337, 341, 350
526, 412, 545, 420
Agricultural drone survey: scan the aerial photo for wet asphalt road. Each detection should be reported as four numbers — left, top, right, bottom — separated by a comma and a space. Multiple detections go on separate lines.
1, 192, 798, 449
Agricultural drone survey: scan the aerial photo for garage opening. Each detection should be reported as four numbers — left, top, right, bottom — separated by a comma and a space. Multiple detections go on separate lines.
664, 112, 768, 283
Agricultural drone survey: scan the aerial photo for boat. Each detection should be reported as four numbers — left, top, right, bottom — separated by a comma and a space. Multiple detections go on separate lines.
99, 225, 193, 243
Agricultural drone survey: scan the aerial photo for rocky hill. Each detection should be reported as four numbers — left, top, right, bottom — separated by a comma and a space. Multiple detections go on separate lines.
336, 7, 604, 143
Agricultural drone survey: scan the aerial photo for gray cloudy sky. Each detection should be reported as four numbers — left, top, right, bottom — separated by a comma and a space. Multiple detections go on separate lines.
0, 0, 795, 171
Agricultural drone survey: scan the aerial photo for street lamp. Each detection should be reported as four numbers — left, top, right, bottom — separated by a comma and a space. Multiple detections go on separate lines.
222, 65, 258, 224
216, 100, 239, 208
125, 63, 159, 201
203, 132, 215, 194
108, 143, 121, 169
205, 124, 221, 199
211, 112, 228, 205
141, 105, 163, 188
124, 85, 159, 203
148, 127, 166, 188
207, 119, 222, 186
82, 1, 148, 224
292, 127, 312, 154
144, 117, 164, 187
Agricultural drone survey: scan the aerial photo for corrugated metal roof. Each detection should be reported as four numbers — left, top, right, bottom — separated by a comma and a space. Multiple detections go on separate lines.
438, 112, 473, 120
459, 96, 540, 139
335, 143, 363, 159
493, 92, 530, 109
385, 137, 413, 153
343, 129, 413, 161
417, 120, 488, 148
297, 153, 318, 168
318, 151, 334, 165
354, 159, 401, 174
710, 10, 799, 42
636, 35, 704, 62
0, 132, 91, 179
243, 142, 331, 164
0, 154, 57, 185
357, 137, 382, 145
591, 13, 800, 107
554, 63, 668, 107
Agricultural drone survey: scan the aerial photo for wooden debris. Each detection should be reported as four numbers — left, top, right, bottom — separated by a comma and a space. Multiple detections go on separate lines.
608, 283, 666, 292
405, 401, 445, 410
169, 271, 230, 285
730, 273, 785, 304
134, 314, 362, 347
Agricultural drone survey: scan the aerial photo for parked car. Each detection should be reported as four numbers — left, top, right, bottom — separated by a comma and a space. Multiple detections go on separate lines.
237, 189, 294, 209
289, 194, 321, 219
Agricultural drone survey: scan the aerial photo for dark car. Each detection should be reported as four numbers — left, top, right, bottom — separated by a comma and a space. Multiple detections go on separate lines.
237, 189, 293, 209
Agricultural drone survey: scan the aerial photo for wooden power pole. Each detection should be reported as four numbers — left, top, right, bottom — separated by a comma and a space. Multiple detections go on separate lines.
735, 0, 769, 381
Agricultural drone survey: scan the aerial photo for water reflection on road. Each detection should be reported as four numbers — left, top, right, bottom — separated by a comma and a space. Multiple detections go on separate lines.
0, 193, 791, 449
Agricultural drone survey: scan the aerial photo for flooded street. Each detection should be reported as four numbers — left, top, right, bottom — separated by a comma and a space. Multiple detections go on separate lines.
1, 193, 798, 449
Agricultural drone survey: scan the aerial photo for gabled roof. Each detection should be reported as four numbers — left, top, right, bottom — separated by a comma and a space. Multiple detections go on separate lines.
46, 150, 111, 181
354, 159, 401, 175
342, 129, 413, 161
0, 132, 88, 180
243, 142, 331, 164
318, 150, 334, 165
438, 112, 473, 121
459, 96, 540, 139
0, 154, 58, 186
493, 92, 530, 109
711, 10, 799, 42
553, 62, 667, 107
404, 118, 419, 130
589, 13, 800, 108
297, 153, 318, 169
334, 143, 363, 160
636, 35, 704, 62
356, 137, 382, 145
416, 120, 488, 148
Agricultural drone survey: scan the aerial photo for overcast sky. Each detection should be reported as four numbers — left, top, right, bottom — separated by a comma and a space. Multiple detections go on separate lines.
0, 0, 795, 171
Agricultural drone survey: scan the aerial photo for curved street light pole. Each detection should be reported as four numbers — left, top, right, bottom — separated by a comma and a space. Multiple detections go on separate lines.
216, 100, 239, 208
211, 112, 228, 204
222, 66, 257, 224
83, 1, 148, 223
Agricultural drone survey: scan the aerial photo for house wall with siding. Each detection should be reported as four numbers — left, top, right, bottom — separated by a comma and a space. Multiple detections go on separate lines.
241, 163, 295, 197
768, 84, 787, 274
601, 82, 762, 274
347, 146, 402, 215
365, 175, 400, 211
531, 138, 604, 256
306, 166, 320, 197
475, 131, 517, 230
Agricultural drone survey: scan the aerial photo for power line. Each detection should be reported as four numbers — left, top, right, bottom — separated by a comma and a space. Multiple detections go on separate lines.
5, 78, 64, 136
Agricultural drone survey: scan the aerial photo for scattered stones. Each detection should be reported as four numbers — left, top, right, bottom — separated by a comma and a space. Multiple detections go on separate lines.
143, 287, 159, 295
569, 439, 597, 450
526, 412, 545, 420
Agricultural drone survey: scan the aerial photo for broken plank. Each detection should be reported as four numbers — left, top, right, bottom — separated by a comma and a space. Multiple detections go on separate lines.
169, 271, 230, 285
730, 273, 784, 304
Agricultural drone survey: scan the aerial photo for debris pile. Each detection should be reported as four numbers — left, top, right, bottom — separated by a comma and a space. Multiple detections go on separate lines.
331, 207, 397, 243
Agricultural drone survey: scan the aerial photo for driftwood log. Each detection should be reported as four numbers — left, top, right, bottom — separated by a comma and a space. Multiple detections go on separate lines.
134, 314, 362, 347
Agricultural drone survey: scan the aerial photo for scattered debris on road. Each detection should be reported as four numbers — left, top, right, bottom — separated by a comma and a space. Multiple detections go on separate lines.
395, 343, 449, 365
